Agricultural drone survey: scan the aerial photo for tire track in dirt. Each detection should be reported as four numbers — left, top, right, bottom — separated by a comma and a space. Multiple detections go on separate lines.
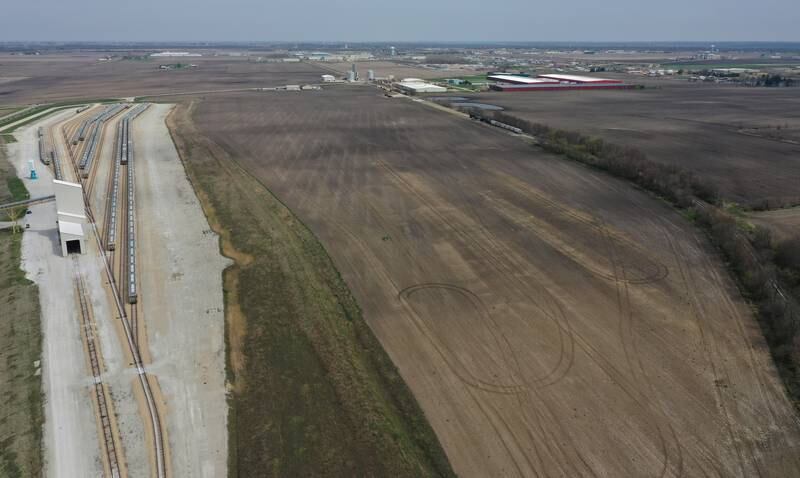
375, 119, 603, 476
375, 160, 572, 385
374, 159, 616, 476
662, 228, 753, 477
424, 193, 597, 475
678, 225, 800, 475
336, 215, 598, 476
489, 170, 669, 285
329, 222, 537, 476
603, 220, 684, 478
378, 158, 716, 475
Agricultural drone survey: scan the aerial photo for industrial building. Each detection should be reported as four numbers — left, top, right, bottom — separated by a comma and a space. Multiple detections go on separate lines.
54, 180, 87, 256
395, 78, 447, 94
538, 74, 623, 84
488, 73, 633, 91
487, 74, 560, 85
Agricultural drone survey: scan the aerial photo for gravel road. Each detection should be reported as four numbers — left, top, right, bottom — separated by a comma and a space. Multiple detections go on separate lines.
134, 103, 229, 477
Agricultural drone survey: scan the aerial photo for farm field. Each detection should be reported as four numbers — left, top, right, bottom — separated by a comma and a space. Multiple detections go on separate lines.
470, 86, 800, 208
748, 207, 800, 241
168, 86, 800, 477
0, 54, 326, 105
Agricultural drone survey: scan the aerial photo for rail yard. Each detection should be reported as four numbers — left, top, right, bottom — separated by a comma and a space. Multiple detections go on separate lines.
2, 97, 227, 477
1, 44, 799, 478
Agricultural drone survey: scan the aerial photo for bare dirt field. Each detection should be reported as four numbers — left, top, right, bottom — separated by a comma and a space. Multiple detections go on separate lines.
468, 86, 800, 207
171, 86, 800, 477
748, 207, 800, 242
0, 54, 327, 106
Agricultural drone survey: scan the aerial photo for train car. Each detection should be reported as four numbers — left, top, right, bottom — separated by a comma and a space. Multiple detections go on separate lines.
50, 151, 63, 181
39, 138, 51, 165
489, 119, 523, 134
76, 120, 91, 142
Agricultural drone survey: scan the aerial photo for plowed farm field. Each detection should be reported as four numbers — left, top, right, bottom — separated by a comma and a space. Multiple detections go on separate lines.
0, 53, 327, 105
175, 86, 800, 477
472, 87, 800, 208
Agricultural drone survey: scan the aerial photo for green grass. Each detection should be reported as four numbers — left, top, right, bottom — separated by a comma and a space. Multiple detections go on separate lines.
168, 103, 454, 478
0, 141, 43, 478
0, 108, 23, 118
0, 140, 30, 221
0, 99, 121, 132
7, 177, 29, 203
0, 106, 50, 129
0, 106, 73, 133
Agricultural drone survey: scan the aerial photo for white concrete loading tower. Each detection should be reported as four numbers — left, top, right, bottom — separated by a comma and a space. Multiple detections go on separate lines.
53, 180, 87, 256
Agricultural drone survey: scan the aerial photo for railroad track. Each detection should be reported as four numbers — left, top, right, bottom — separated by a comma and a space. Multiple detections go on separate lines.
44, 122, 64, 180
85, 191, 167, 478
53, 104, 167, 478
73, 256, 123, 478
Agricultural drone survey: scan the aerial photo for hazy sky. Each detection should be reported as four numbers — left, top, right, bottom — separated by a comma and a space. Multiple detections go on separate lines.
1, 0, 798, 42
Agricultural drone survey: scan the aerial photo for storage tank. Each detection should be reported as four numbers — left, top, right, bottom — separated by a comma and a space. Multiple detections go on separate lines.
347, 71, 356, 82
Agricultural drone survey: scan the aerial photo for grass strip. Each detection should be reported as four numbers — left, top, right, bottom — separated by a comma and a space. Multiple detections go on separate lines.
0, 99, 120, 132
0, 138, 44, 478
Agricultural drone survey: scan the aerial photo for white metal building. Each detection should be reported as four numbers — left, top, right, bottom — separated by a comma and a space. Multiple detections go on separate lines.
394, 78, 447, 94
53, 180, 87, 256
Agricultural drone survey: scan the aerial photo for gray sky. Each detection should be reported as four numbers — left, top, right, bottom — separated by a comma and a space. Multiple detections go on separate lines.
1, 0, 798, 42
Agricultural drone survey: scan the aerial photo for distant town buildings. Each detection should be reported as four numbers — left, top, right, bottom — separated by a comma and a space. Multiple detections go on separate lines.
150, 51, 201, 57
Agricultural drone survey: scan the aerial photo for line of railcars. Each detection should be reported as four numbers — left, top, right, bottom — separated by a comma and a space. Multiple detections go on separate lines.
106, 121, 124, 251
51, 149, 63, 181
122, 104, 149, 304
78, 104, 127, 178
468, 112, 524, 134
38, 136, 50, 165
